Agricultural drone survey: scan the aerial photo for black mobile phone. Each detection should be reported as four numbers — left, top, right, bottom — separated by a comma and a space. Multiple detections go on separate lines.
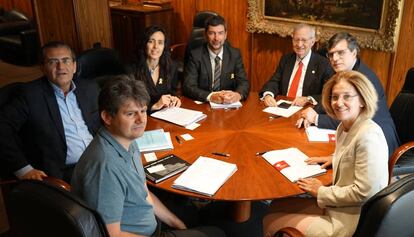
278, 102, 291, 109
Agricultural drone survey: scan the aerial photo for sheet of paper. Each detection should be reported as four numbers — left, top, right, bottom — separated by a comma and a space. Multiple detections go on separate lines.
185, 123, 200, 130
144, 152, 157, 162
262, 100, 302, 118
181, 134, 194, 141
151, 107, 207, 127
209, 101, 242, 109
147, 164, 165, 173
306, 126, 336, 142
136, 129, 173, 153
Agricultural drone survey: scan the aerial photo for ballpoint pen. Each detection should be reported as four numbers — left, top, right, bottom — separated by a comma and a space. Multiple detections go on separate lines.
212, 152, 230, 157
175, 135, 182, 144
255, 151, 268, 156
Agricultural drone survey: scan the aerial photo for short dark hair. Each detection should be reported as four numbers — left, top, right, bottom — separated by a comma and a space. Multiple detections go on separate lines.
327, 32, 360, 56
204, 15, 227, 32
39, 41, 76, 64
99, 74, 150, 117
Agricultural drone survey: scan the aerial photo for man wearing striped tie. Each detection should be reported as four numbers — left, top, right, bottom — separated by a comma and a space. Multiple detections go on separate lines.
184, 14, 250, 104
259, 24, 333, 107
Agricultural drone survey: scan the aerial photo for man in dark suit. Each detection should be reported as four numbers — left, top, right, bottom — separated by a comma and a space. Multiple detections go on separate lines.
297, 32, 399, 156
260, 24, 334, 107
0, 41, 100, 182
183, 14, 249, 103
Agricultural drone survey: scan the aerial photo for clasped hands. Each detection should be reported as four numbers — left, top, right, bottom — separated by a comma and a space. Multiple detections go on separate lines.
210, 90, 241, 104
263, 95, 309, 107
152, 94, 181, 111
297, 156, 332, 197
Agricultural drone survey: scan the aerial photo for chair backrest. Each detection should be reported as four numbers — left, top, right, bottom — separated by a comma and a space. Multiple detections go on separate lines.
402, 67, 414, 93
76, 47, 126, 87
390, 85, 414, 145
184, 11, 218, 65
8, 180, 109, 237
353, 174, 414, 237
0, 82, 23, 108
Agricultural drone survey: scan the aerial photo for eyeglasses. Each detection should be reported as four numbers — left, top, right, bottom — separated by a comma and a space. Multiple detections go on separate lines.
45, 57, 74, 67
326, 49, 349, 59
330, 94, 359, 102
292, 37, 313, 44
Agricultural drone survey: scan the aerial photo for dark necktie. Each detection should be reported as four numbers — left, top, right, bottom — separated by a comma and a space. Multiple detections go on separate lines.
287, 61, 303, 98
213, 56, 221, 91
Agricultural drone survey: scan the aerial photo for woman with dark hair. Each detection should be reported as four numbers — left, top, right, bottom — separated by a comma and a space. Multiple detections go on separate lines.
133, 25, 181, 112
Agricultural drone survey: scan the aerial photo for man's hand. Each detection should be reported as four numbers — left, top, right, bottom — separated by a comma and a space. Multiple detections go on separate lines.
296, 107, 318, 128
20, 169, 47, 181
221, 91, 241, 104
297, 178, 323, 197
263, 95, 277, 107
210, 92, 224, 103
305, 156, 332, 169
292, 96, 309, 107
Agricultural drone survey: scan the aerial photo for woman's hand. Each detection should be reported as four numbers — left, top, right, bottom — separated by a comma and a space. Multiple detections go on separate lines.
169, 96, 181, 108
152, 94, 181, 110
297, 178, 323, 197
305, 156, 332, 169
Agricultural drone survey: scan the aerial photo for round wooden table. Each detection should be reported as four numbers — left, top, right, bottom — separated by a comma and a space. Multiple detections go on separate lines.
145, 94, 334, 222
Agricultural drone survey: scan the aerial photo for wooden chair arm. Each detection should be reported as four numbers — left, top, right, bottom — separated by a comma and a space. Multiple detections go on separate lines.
170, 42, 187, 51
274, 227, 305, 237
43, 177, 71, 191
170, 42, 187, 61
388, 140, 414, 184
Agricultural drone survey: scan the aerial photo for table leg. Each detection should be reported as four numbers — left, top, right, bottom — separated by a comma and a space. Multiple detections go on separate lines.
231, 201, 251, 222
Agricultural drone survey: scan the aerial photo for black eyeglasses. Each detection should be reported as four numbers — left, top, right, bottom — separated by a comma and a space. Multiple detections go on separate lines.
326, 49, 350, 59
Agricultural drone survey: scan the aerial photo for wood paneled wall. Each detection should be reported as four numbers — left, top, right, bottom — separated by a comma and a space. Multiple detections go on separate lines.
171, 0, 414, 105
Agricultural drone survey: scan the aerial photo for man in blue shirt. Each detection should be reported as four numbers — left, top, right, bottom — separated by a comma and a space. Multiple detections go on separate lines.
72, 75, 225, 237
0, 41, 100, 182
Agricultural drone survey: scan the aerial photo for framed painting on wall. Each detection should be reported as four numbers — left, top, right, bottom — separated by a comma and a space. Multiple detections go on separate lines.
247, 0, 403, 52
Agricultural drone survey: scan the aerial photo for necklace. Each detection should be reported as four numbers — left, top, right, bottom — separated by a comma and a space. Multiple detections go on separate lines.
149, 64, 159, 75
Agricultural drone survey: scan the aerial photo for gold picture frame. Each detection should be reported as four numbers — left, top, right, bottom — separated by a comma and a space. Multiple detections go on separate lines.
247, 0, 403, 52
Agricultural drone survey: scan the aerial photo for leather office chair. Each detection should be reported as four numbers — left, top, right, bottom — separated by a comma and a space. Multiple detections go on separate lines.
7, 179, 109, 237
273, 173, 414, 237
388, 67, 414, 182
76, 46, 126, 87
171, 11, 219, 90
0, 81, 23, 108
0, 9, 39, 65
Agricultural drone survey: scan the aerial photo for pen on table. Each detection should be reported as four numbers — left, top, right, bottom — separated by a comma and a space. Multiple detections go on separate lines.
212, 152, 230, 157
175, 135, 182, 144
255, 151, 268, 156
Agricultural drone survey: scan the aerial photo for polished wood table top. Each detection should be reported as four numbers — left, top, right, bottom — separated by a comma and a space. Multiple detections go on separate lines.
145, 94, 335, 222
145, 94, 334, 201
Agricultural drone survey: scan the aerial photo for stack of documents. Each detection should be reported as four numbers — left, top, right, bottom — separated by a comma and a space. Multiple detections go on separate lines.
172, 156, 237, 197
209, 101, 242, 109
135, 129, 173, 153
262, 100, 302, 117
262, 148, 326, 182
151, 107, 207, 127
305, 126, 336, 142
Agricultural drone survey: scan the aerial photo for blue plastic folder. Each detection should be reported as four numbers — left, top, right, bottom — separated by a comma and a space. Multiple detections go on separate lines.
136, 129, 173, 153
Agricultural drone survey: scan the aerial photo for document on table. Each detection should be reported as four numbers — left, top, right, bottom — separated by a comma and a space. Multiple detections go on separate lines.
262, 147, 326, 182
209, 101, 242, 109
305, 126, 336, 142
262, 100, 302, 117
151, 107, 207, 127
135, 129, 173, 153
172, 156, 237, 197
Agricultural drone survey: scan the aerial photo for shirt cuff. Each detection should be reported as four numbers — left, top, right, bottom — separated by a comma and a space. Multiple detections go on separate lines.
206, 92, 214, 101
14, 165, 34, 178
307, 96, 318, 106
314, 114, 319, 126
261, 91, 274, 101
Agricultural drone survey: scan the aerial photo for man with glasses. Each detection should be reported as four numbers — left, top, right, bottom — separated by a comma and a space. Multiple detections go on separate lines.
0, 41, 100, 182
259, 23, 333, 107
297, 32, 399, 157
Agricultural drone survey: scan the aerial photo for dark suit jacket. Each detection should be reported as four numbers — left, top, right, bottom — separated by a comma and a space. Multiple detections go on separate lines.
137, 61, 179, 112
183, 42, 250, 101
259, 51, 334, 101
0, 77, 101, 179
317, 59, 400, 156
